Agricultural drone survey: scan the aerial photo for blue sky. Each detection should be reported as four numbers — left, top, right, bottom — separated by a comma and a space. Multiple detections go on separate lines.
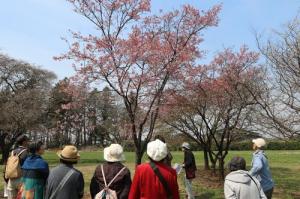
0, 0, 299, 79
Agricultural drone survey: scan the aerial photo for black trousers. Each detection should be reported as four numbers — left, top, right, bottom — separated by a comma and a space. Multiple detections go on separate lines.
264, 187, 274, 199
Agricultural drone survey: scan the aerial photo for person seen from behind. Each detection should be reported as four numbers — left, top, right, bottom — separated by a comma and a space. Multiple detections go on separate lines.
6, 135, 29, 199
90, 144, 132, 199
129, 139, 180, 199
44, 145, 84, 199
224, 156, 267, 199
154, 135, 173, 167
21, 141, 49, 199
181, 142, 196, 199
250, 138, 274, 199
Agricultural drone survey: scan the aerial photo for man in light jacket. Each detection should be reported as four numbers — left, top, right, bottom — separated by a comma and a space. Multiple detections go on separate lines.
250, 138, 274, 199
224, 156, 267, 199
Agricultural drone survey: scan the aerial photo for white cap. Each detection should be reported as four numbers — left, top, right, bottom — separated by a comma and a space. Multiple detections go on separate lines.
181, 142, 190, 150
147, 139, 168, 161
104, 144, 125, 162
252, 138, 266, 148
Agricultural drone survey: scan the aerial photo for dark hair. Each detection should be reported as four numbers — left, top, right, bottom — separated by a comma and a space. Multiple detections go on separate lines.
15, 135, 29, 146
60, 159, 77, 165
29, 141, 44, 154
228, 156, 246, 171
154, 135, 166, 143
148, 157, 165, 163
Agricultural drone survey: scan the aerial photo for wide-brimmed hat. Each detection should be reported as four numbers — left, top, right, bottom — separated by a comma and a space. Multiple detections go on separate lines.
147, 139, 168, 162
57, 145, 80, 163
181, 142, 191, 150
104, 144, 125, 162
252, 138, 266, 148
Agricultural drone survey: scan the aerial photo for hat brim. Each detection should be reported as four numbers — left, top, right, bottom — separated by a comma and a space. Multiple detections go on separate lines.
104, 153, 125, 162
57, 151, 80, 162
181, 146, 190, 150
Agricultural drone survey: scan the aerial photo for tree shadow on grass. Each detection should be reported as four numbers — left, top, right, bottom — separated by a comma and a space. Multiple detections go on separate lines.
195, 192, 216, 199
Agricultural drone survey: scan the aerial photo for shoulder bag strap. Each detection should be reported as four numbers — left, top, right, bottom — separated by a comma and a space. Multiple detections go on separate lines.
17, 149, 27, 157
49, 169, 75, 199
107, 167, 126, 187
246, 173, 261, 195
101, 165, 108, 187
149, 162, 173, 199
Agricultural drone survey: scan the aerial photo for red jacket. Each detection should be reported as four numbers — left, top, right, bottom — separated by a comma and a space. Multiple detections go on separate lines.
128, 162, 180, 199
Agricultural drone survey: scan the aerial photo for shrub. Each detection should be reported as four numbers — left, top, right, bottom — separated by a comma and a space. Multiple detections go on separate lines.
230, 140, 300, 150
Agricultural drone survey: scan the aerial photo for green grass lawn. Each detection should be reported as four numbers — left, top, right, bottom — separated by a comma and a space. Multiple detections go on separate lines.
1, 150, 299, 199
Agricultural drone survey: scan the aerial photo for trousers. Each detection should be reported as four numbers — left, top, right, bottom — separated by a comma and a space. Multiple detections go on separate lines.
184, 177, 194, 199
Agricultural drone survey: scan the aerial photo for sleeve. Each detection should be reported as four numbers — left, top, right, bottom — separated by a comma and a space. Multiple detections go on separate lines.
128, 167, 140, 199
224, 181, 237, 199
77, 172, 85, 199
249, 156, 263, 176
119, 169, 132, 199
90, 172, 99, 199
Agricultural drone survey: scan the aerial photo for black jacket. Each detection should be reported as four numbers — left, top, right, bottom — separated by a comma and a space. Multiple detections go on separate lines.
184, 150, 197, 179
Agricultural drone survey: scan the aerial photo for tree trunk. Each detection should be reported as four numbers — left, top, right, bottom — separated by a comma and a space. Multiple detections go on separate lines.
94, 135, 97, 145
218, 157, 225, 180
83, 110, 87, 146
83, 128, 87, 146
203, 148, 210, 170
135, 149, 143, 166
46, 130, 49, 148
0, 133, 9, 164
2, 144, 11, 164
1, 131, 21, 164
76, 131, 80, 148
208, 150, 217, 175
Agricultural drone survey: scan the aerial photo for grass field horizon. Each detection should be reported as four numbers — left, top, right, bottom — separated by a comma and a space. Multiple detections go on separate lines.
1, 150, 300, 199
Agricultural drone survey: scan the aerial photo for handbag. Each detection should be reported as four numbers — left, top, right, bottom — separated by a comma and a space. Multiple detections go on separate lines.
185, 167, 196, 179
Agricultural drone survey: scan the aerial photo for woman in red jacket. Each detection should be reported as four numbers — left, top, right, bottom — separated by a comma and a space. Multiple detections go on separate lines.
128, 139, 180, 199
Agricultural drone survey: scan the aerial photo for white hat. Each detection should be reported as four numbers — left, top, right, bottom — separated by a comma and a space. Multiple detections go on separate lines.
104, 144, 125, 162
147, 139, 168, 161
181, 142, 190, 150
252, 138, 266, 148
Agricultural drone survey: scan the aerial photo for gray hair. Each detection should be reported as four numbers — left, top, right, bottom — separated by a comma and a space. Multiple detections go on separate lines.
228, 156, 246, 171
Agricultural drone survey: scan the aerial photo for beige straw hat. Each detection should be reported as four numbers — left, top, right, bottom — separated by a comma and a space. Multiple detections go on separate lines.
57, 145, 80, 162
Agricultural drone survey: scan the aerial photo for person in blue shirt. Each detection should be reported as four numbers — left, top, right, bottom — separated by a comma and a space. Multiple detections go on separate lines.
249, 138, 274, 199
21, 141, 49, 199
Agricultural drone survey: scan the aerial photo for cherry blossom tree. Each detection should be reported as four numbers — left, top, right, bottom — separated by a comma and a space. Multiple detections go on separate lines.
163, 47, 264, 179
57, 0, 221, 164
